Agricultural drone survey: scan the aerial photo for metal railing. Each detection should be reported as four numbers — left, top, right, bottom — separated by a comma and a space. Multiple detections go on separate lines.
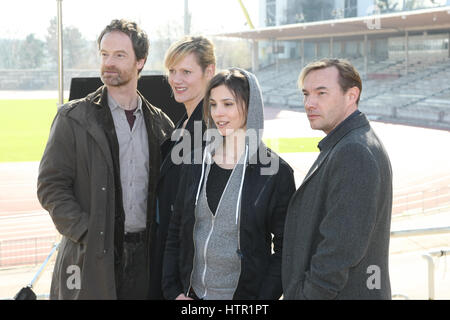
0, 236, 59, 268
390, 226, 450, 300
1, 228, 448, 299
391, 226, 450, 238
422, 249, 449, 300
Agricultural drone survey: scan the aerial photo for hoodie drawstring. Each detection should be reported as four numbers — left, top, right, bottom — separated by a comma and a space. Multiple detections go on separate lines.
195, 147, 209, 206
235, 143, 249, 224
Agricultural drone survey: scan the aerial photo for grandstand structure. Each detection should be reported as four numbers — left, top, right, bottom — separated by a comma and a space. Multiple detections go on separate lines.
218, 5, 450, 130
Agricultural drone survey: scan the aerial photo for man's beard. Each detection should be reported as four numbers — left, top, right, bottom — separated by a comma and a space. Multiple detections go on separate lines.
100, 67, 131, 87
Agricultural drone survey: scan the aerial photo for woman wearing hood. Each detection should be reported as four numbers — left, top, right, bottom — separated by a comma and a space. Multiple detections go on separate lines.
162, 68, 296, 300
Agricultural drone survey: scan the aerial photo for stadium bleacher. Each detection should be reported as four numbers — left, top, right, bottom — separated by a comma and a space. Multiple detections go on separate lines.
256, 56, 450, 130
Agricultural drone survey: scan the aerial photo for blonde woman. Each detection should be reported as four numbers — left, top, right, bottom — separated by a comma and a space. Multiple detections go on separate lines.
149, 36, 216, 299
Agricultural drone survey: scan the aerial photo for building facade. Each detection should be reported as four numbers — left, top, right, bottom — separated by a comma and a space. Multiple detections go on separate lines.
257, 0, 450, 66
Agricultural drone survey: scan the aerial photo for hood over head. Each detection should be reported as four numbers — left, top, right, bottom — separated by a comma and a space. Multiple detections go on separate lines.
195, 69, 270, 227
204, 67, 265, 163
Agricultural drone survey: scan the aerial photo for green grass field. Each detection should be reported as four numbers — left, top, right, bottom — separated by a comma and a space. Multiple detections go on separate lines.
264, 137, 321, 153
0, 98, 320, 162
0, 99, 57, 162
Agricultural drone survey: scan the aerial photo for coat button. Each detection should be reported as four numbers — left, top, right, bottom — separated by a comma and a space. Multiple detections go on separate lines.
101, 187, 106, 191
100, 231, 104, 236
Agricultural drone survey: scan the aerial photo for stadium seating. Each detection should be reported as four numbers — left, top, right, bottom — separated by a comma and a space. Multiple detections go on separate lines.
255, 56, 450, 129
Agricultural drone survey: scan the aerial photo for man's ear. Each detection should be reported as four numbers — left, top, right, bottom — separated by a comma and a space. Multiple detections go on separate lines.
346, 86, 360, 106
205, 64, 216, 80
137, 58, 146, 72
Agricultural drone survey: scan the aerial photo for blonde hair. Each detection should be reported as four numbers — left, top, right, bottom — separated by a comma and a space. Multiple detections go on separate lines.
164, 36, 216, 72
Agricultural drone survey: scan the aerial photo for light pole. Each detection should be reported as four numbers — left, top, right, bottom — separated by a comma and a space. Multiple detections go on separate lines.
184, 0, 191, 35
56, 0, 64, 106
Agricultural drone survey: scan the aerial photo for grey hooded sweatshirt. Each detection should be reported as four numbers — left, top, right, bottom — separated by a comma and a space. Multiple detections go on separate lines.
190, 68, 268, 299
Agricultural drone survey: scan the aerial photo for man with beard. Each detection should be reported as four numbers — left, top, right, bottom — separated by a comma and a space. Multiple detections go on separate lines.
37, 19, 174, 299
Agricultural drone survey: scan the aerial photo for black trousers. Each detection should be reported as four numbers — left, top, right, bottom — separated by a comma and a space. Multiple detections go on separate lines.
116, 238, 149, 300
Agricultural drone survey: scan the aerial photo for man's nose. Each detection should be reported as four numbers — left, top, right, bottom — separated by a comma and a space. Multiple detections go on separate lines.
103, 55, 115, 67
304, 95, 316, 111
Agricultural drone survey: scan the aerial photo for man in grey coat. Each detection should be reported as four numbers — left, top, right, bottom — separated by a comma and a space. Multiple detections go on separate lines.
37, 19, 173, 299
282, 59, 392, 300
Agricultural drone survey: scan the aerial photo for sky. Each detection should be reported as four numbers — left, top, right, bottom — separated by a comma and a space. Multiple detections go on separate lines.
0, 0, 260, 41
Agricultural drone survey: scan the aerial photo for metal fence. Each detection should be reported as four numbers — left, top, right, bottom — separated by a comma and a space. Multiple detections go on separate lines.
390, 227, 450, 300
0, 236, 59, 268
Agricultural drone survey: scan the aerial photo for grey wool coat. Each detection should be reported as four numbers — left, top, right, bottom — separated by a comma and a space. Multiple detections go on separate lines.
37, 86, 174, 299
282, 111, 393, 300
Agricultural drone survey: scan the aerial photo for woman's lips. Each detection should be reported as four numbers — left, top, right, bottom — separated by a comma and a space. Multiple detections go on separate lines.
215, 121, 231, 129
174, 87, 187, 93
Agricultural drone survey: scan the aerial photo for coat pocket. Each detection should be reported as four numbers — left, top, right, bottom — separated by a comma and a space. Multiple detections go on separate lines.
56, 237, 87, 299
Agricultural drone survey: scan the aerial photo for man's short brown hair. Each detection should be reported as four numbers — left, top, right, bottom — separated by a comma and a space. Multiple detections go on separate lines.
97, 19, 149, 74
298, 58, 362, 104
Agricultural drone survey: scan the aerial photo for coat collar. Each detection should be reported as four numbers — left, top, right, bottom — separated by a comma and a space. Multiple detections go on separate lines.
177, 99, 204, 134
159, 100, 204, 177
69, 86, 154, 173
87, 85, 149, 113
298, 110, 369, 190
317, 110, 365, 152
82, 86, 114, 172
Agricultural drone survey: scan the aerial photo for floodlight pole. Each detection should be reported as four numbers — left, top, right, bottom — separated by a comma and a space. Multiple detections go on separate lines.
184, 0, 190, 35
237, 0, 255, 29
57, 0, 64, 106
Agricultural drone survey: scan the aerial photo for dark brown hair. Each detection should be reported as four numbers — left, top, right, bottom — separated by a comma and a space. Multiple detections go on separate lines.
97, 19, 149, 74
203, 68, 249, 125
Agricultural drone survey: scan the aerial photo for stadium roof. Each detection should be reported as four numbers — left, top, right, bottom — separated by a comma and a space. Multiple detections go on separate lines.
217, 6, 450, 41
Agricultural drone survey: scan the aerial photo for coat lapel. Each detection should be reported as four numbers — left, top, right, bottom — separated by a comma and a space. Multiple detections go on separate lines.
70, 87, 115, 173
159, 116, 185, 177
298, 147, 332, 190
142, 98, 161, 183
290, 112, 370, 198
86, 118, 115, 173
158, 101, 204, 179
